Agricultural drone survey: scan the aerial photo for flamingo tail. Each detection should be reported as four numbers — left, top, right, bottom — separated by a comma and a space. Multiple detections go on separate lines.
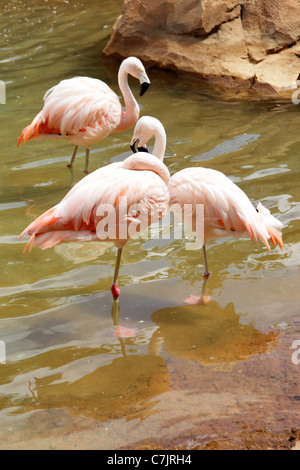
256, 202, 283, 250
18, 207, 58, 240
17, 113, 43, 147
23, 230, 98, 252
18, 204, 98, 252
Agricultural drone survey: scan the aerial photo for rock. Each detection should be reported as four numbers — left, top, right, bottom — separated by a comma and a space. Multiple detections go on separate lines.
242, 0, 300, 62
165, 0, 242, 37
103, 0, 300, 94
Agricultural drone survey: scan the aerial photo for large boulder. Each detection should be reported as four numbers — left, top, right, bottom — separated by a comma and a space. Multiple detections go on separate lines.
243, 0, 300, 62
103, 0, 300, 94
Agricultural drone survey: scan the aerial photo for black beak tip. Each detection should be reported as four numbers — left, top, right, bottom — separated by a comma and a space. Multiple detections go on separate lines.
140, 82, 150, 97
130, 141, 137, 153
138, 146, 149, 153
130, 141, 149, 154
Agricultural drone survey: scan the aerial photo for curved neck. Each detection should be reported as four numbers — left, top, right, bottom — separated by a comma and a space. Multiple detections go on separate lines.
117, 66, 140, 132
123, 154, 170, 186
152, 129, 166, 162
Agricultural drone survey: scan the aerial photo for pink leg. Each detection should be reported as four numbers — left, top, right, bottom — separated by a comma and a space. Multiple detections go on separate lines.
111, 248, 123, 300
83, 149, 90, 174
184, 245, 211, 305
67, 145, 78, 168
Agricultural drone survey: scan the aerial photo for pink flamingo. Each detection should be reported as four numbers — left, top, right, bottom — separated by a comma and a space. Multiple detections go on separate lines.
131, 117, 284, 303
18, 116, 170, 300
17, 57, 151, 174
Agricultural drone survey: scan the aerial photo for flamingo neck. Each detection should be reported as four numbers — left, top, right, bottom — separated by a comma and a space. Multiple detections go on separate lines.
123, 154, 170, 186
152, 131, 166, 162
117, 67, 140, 132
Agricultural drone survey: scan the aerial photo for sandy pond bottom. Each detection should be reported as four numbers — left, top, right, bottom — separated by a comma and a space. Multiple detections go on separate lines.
0, 284, 299, 451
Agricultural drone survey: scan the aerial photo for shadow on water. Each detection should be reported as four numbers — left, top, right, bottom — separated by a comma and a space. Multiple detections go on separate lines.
149, 301, 279, 365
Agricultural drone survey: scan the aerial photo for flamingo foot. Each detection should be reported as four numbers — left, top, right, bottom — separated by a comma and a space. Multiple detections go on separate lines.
112, 325, 136, 339
184, 295, 211, 305
111, 282, 120, 300
197, 295, 211, 305
83, 169, 90, 174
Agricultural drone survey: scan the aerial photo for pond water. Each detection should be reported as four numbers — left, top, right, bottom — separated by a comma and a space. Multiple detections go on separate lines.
0, 0, 299, 450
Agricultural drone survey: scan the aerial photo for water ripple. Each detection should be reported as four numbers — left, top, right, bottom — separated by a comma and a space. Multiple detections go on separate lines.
192, 133, 261, 162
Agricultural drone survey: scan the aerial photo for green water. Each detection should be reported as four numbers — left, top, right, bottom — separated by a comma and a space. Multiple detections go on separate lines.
0, 0, 299, 450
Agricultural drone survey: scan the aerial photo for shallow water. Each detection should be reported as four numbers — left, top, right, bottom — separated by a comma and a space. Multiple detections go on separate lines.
0, 0, 299, 450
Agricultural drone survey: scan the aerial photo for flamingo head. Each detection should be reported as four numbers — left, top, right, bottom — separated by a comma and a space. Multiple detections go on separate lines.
130, 116, 166, 159
121, 57, 151, 96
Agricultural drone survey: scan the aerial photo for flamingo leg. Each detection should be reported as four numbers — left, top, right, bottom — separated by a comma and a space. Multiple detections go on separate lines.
110, 298, 135, 346
83, 148, 90, 174
199, 274, 209, 302
111, 248, 123, 300
67, 145, 78, 169
202, 245, 210, 278
183, 245, 211, 305
199, 245, 210, 304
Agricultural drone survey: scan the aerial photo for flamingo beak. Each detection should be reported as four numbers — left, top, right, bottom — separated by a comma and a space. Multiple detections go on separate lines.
140, 81, 150, 96
139, 70, 150, 96
130, 139, 138, 153
130, 139, 149, 153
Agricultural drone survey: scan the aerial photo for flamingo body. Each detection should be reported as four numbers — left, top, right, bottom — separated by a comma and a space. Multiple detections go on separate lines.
130, 117, 283, 253
20, 159, 170, 252
130, 117, 283, 302
19, 117, 170, 299
17, 57, 151, 173
18, 77, 123, 148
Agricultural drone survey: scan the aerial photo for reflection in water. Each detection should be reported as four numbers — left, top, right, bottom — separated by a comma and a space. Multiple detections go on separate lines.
31, 353, 169, 423
0, 298, 278, 427
110, 299, 137, 356
182, 269, 211, 305
3, 325, 170, 423
55, 240, 111, 264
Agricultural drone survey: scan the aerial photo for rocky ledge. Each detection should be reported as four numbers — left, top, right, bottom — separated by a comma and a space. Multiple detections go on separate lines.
103, 0, 300, 94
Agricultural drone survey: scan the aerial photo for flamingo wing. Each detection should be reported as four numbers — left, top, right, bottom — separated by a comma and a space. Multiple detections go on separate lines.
169, 167, 281, 249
